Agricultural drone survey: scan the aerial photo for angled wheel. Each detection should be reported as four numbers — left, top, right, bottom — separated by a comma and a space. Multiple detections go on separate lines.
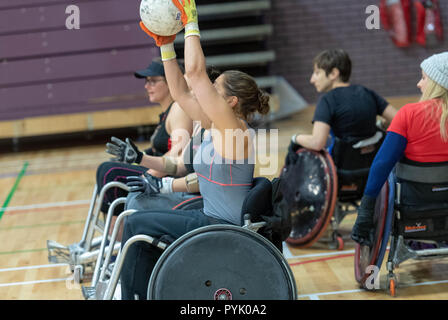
354, 173, 395, 287
281, 149, 337, 248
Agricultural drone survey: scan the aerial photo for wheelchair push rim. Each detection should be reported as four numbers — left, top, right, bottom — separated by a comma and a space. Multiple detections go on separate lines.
354, 176, 392, 286
282, 149, 337, 248
147, 225, 297, 300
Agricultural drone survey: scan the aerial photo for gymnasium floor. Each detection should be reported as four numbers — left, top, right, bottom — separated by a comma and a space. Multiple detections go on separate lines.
1, 104, 448, 300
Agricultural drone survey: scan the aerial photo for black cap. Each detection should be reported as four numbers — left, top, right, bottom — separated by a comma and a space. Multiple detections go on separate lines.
134, 59, 165, 78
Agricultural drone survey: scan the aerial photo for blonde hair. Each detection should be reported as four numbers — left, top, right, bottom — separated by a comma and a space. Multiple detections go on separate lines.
420, 78, 448, 141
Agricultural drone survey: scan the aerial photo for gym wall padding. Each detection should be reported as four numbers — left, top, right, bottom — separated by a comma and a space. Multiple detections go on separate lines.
0, 0, 159, 122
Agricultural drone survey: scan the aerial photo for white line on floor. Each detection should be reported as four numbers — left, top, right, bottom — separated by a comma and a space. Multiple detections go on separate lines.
0, 263, 68, 273
2, 199, 91, 213
0, 278, 68, 288
298, 279, 448, 299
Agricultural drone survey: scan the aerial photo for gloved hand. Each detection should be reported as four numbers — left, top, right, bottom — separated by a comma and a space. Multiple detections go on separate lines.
284, 135, 303, 167
172, 0, 200, 38
139, 21, 176, 47
106, 137, 143, 164
351, 195, 377, 247
126, 173, 174, 195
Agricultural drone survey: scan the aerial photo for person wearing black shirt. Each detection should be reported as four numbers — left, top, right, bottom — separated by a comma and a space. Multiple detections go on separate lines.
286, 49, 397, 164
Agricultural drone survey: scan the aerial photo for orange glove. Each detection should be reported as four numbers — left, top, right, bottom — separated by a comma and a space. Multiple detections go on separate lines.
139, 21, 176, 47
172, 0, 200, 38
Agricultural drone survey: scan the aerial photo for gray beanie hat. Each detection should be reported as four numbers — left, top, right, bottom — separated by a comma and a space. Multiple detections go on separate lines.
420, 52, 448, 90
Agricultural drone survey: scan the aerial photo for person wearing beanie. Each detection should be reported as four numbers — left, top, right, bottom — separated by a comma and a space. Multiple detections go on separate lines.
351, 52, 448, 246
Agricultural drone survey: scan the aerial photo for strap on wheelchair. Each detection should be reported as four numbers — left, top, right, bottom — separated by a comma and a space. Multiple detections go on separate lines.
396, 162, 448, 184
352, 131, 383, 149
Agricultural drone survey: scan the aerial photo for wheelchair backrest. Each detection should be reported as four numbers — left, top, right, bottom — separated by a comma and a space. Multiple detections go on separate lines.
331, 131, 384, 172
331, 131, 385, 201
395, 159, 448, 208
394, 159, 448, 241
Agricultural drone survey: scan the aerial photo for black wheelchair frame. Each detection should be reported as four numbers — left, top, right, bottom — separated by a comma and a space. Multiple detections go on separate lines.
354, 160, 448, 296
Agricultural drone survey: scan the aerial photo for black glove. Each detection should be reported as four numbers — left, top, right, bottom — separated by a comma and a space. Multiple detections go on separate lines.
351, 195, 376, 247
284, 138, 303, 167
106, 137, 143, 164
126, 173, 173, 195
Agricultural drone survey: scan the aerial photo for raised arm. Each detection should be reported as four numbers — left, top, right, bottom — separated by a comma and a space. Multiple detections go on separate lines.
174, 0, 242, 133
138, 22, 212, 128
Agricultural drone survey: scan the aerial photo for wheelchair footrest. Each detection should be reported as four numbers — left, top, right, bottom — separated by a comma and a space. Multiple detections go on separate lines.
47, 240, 86, 265
81, 286, 96, 300
47, 240, 71, 264
392, 236, 418, 267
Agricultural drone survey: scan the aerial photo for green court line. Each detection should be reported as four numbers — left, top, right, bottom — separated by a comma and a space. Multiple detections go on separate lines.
0, 248, 47, 256
0, 161, 29, 222
0, 220, 84, 231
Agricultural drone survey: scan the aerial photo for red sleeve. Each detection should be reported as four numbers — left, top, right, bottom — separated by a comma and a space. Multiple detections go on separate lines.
387, 104, 409, 138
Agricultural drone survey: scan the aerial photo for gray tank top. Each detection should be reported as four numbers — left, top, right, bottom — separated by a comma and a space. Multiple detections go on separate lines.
193, 131, 254, 225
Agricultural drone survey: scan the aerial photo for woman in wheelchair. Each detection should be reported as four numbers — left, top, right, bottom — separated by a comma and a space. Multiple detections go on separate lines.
94, 64, 220, 225
95, 58, 194, 218
118, 0, 271, 300
286, 49, 397, 163
351, 52, 448, 246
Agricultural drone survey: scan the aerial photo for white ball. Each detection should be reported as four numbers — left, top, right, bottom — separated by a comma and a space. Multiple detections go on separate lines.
140, 0, 184, 36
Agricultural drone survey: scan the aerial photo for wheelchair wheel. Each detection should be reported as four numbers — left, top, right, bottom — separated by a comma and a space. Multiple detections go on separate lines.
354, 174, 394, 287
281, 149, 337, 248
147, 225, 297, 300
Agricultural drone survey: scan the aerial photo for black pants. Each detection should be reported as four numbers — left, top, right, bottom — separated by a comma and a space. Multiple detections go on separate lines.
96, 162, 147, 215
120, 209, 227, 300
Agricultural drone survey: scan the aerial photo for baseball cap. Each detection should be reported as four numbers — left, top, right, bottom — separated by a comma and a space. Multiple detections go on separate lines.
134, 58, 165, 78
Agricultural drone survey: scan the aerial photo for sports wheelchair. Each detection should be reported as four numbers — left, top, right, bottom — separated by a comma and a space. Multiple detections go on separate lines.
354, 159, 448, 297
46, 181, 203, 283
82, 177, 297, 300
281, 131, 384, 250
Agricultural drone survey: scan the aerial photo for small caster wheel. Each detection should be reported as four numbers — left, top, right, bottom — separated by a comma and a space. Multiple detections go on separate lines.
387, 275, 397, 297
329, 232, 344, 250
73, 265, 84, 284
335, 235, 344, 251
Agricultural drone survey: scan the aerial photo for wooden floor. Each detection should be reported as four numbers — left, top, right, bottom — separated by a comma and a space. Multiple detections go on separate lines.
1, 99, 448, 300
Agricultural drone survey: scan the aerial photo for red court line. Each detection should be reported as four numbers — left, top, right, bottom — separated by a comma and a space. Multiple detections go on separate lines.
289, 253, 355, 267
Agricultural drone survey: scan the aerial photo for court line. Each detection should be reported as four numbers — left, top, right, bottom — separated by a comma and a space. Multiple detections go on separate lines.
0, 263, 67, 273
1, 199, 91, 215
0, 248, 47, 255
0, 220, 84, 231
0, 164, 99, 179
0, 153, 104, 169
0, 278, 68, 288
289, 253, 355, 267
0, 161, 28, 222
298, 279, 448, 299
283, 242, 355, 260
